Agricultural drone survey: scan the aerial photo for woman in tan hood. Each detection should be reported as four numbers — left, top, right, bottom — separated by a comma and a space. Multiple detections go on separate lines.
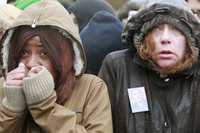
0, 0, 113, 133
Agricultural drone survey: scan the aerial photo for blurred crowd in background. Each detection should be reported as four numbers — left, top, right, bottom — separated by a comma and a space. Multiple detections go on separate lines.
1, 0, 200, 75
3, 0, 200, 29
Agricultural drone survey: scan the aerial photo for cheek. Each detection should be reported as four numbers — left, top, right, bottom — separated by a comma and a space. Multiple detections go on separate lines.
175, 38, 186, 56
151, 34, 160, 52
152, 31, 161, 42
177, 47, 186, 59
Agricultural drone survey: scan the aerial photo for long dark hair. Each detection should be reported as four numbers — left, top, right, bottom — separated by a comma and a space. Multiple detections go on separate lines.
8, 26, 76, 105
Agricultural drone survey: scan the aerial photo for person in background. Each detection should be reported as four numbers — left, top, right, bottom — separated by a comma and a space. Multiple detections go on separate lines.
117, 0, 148, 25
99, 0, 200, 132
15, 0, 41, 10
80, 11, 124, 75
7, 0, 15, 3
0, 0, 113, 132
58, 0, 76, 9
67, 0, 115, 32
187, 0, 200, 18
63, 0, 123, 75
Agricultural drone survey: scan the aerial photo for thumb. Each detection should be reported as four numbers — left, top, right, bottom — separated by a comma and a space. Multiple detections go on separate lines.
18, 63, 25, 68
18, 62, 28, 75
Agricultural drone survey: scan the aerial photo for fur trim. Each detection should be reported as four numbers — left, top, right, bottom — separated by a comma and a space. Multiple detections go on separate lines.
2, 30, 13, 72
122, 3, 200, 50
72, 41, 84, 76
1, 28, 84, 76
57, 28, 85, 76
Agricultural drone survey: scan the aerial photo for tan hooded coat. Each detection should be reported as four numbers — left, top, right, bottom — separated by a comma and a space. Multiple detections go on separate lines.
0, 0, 113, 133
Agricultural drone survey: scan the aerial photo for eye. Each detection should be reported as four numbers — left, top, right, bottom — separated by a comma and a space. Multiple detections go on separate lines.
151, 26, 162, 34
20, 49, 29, 57
40, 50, 48, 58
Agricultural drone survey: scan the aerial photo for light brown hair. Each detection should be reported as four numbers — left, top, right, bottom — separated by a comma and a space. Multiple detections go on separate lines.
137, 30, 197, 74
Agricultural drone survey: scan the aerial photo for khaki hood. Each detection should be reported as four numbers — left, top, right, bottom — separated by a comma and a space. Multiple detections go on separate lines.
0, 4, 21, 37
1, 0, 86, 76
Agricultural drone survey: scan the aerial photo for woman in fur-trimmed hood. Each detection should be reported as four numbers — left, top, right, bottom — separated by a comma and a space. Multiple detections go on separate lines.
99, 0, 200, 133
0, 0, 113, 133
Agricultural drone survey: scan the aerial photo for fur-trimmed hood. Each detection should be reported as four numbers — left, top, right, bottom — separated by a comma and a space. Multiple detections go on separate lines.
1, 0, 86, 76
0, 4, 21, 37
122, 0, 200, 74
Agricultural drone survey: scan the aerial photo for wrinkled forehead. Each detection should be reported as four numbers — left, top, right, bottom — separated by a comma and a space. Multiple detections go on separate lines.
148, 23, 185, 36
153, 23, 176, 29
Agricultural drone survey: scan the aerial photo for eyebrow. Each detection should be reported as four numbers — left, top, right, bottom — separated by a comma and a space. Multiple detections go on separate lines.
36, 42, 43, 47
30, 44, 45, 50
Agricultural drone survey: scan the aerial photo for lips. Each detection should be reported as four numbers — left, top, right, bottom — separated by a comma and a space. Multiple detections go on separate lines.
158, 50, 174, 58
159, 50, 173, 54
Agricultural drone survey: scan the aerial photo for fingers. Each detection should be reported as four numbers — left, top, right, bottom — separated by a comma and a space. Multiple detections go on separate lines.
5, 63, 28, 87
6, 63, 44, 86
7, 72, 26, 80
18, 62, 25, 68
6, 79, 23, 86
18, 62, 28, 74
7, 63, 28, 80
27, 66, 43, 77
29, 66, 43, 73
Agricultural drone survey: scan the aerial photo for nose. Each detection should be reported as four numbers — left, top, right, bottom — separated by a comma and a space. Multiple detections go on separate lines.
25, 56, 41, 70
160, 25, 171, 45
161, 40, 171, 45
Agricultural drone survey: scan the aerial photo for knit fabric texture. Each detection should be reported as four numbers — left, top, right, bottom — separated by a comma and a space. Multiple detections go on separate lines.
23, 67, 55, 105
2, 85, 26, 112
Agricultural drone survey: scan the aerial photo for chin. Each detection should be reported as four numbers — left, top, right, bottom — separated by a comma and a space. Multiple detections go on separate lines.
158, 62, 176, 69
157, 62, 178, 74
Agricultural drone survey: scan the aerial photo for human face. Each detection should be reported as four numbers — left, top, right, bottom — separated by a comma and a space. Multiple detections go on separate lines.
151, 24, 186, 69
19, 36, 56, 78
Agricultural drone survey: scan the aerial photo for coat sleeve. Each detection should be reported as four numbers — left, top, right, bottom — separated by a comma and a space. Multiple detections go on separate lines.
98, 53, 117, 109
0, 105, 26, 133
98, 53, 121, 133
28, 79, 113, 133
0, 77, 26, 133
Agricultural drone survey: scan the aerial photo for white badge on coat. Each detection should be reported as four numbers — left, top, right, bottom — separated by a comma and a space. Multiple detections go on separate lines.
128, 87, 149, 113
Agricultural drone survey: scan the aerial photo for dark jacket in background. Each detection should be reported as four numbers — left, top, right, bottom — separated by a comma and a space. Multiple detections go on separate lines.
67, 0, 115, 31
80, 11, 124, 75
58, 0, 76, 9
117, 0, 148, 20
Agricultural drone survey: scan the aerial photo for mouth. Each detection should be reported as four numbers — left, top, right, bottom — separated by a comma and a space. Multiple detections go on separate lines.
159, 50, 173, 54
158, 50, 175, 59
